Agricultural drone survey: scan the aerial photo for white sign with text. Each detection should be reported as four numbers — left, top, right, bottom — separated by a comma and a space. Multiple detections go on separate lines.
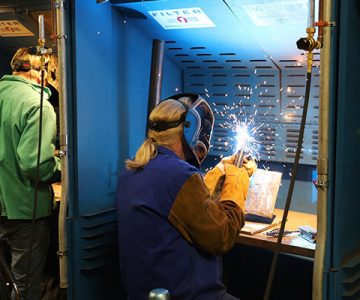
148, 7, 215, 30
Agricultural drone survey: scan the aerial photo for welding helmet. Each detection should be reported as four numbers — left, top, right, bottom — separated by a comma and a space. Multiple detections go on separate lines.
167, 93, 214, 167
11, 47, 45, 72
148, 93, 214, 167
11, 47, 57, 89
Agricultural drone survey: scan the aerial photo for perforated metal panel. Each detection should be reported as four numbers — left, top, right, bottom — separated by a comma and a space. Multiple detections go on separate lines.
79, 209, 118, 272
165, 42, 320, 165
338, 249, 360, 299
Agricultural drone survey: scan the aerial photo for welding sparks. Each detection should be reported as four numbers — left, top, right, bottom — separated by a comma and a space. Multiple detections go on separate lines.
235, 122, 254, 153
221, 114, 263, 161
204, 63, 318, 167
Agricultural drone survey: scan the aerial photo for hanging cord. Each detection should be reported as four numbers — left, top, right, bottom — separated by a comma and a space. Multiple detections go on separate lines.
23, 68, 46, 300
0, 254, 19, 300
263, 70, 312, 300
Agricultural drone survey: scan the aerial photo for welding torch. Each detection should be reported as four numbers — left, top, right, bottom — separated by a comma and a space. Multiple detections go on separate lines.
211, 144, 250, 200
233, 121, 252, 167
234, 146, 246, 167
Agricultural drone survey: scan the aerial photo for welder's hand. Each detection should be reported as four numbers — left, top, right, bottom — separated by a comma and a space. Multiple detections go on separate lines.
243, 157, 257, 177
204, 155, 237, 196
203, 155, 233, 195
204, 167, 223, 197
220, 164, 250, 212
214, 154, 237, 174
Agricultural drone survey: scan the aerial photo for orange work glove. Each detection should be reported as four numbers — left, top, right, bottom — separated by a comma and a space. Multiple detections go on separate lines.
220, 164, 250, 212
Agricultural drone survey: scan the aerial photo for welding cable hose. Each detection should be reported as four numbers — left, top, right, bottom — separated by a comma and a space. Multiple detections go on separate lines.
0, 254, 19, 300
263, 70, 312, 300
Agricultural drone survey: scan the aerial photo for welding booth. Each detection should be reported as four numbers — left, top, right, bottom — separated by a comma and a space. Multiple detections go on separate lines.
0, 0, 360, 299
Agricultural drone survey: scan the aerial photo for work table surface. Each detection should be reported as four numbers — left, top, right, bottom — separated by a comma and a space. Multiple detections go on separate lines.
237, 208, 317, 258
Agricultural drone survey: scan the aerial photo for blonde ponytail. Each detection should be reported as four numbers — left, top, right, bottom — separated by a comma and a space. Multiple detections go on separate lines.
125, 99, 187, 170
125, 138, 157, 170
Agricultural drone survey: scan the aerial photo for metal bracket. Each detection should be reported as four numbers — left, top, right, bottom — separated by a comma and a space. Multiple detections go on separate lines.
57, 250, 68, 257
54, 1, 64, 9
316, 179, 329, 190
54, 149, 66, 158
50, 34, 68, 40
314, 21, 336, 27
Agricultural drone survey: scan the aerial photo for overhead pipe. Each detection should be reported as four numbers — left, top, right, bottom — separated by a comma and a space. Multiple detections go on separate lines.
313, 0, 332, 298
55, 0, 69, 291
309, 0, 315, 27
146, 39, 165, 128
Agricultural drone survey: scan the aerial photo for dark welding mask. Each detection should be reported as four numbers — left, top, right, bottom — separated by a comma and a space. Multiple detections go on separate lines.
167, 93, 214, 167
148, 93, 214, 167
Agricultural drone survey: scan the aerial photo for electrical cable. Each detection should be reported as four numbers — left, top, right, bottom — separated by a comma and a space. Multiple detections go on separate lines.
263, 70, 312, 300
23, 68, 46, 300
0, 254, 19, 300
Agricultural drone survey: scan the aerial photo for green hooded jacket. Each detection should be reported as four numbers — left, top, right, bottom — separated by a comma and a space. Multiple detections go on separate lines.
0, 75, 61, 219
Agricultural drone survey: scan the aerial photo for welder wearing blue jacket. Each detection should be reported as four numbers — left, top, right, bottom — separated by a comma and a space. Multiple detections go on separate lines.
116, 94, 257, 300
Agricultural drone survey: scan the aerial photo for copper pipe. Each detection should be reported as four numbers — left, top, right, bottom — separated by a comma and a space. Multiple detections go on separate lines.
51, 0, 57, 49
317, 0, 325, 45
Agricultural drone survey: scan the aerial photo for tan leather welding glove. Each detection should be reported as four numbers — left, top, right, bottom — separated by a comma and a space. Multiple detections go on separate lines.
203, 167, 223, 197
216, 155, 237, 173
220, 164, 250, 212
203, 155, 237, 196
243, 158, 257, 177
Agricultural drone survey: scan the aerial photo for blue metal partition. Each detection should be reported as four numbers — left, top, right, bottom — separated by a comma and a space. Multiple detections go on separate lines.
70, 1, 182, 299
328, 0, 360, 298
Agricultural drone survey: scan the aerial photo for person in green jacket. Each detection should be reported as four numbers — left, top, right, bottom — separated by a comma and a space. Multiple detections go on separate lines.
0, 47, 61, 300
